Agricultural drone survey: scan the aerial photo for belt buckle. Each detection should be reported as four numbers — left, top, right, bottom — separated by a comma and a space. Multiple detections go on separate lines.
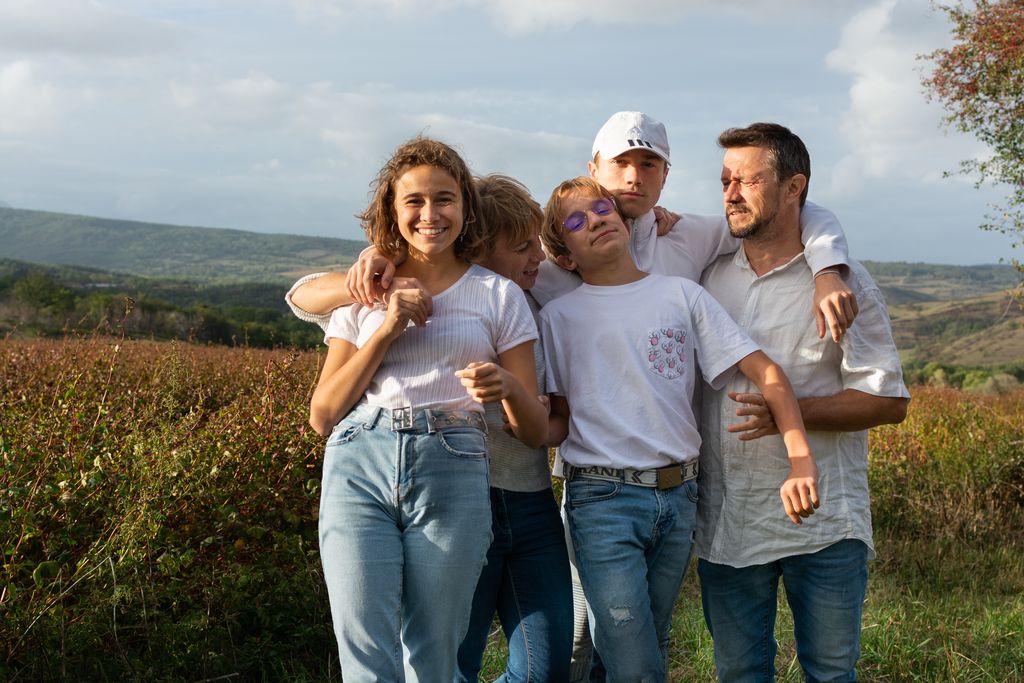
656, 465, 683, 490
392, 406, 414, 431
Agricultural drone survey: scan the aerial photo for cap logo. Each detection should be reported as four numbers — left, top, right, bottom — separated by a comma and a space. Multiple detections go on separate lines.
627, 139, 655, 150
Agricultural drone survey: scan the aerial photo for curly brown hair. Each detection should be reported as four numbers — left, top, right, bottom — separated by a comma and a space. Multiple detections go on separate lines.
358, 136, 483, 260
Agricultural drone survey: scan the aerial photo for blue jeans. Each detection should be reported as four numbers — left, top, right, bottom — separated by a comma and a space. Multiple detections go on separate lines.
566, 477, 698, 683
318, 404, 493, 683
456, 487, 573, 683
698, 539, 870, 683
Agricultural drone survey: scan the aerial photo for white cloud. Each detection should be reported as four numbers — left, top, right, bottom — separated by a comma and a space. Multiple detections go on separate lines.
291, 0, 855, 32
0, 61, 58, 133
823, 0, 986, 195
169, 71, 292, 127
0, 0, 183, 56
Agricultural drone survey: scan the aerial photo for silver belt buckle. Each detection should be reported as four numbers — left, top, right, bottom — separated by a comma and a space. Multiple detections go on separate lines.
392, 406, 414, 431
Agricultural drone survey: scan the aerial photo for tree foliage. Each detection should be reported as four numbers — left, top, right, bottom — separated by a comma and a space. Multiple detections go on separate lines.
922, 0, 1024, 277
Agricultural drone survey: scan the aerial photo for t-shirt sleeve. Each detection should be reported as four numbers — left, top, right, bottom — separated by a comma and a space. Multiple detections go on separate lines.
494, 281, 538, 354
323, 304, 361, 346
800, 201, 850, 274
688, 285, 761, 389
653, 213, 740, 280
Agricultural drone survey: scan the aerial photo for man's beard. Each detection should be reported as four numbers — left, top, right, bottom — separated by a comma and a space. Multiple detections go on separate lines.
727, 203, 777, 240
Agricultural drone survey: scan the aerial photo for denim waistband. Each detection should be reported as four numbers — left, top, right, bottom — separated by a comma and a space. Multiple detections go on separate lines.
346, 403, 488, 435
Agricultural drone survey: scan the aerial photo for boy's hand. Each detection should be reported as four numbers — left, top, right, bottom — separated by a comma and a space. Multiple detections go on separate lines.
653, 206, 680, 237
726, 391, 779, 440
346, 248, 397, 307
813, 271, 858, 343
780, 455, 820, 525
456, 362, 513, 404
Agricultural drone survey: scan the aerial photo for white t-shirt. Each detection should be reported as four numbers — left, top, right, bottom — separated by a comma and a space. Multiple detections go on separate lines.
324, 264, 537, 414
540, 273, 760, 470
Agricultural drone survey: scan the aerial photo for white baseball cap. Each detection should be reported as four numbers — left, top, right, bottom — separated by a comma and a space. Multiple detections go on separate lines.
592, 111, 671, 165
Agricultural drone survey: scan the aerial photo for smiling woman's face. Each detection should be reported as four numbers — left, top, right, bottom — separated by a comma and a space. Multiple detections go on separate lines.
392, 164, 463, 260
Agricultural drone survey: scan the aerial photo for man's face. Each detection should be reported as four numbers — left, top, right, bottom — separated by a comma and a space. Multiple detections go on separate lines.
721, 146, 783, 239
588, 149, 668, 219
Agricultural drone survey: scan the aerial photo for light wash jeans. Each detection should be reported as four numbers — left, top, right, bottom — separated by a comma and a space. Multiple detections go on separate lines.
698, 538, 870, 683
318, 404, 492, 683
456, 487, 573, 683
566, 476, 698, 683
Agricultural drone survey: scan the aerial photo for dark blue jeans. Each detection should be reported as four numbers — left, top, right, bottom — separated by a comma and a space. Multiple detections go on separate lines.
698, 539, 870, 683
456, 487, 573, 683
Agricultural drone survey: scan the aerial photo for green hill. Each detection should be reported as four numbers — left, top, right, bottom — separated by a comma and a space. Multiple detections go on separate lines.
864, 260, 1023, 367
0, 207, 365, 283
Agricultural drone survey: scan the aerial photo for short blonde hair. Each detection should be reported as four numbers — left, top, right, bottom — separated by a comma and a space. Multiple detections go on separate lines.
475, 174, 542, 252
358, 136, 483, 260
540, 177, 621, 261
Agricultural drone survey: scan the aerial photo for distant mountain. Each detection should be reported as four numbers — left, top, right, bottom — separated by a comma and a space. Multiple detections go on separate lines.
0, 207, 366, 283
0, 200, 11, 209
862, 260, 1021, 302
1, 207, 1022, 364
888, 289, 1024, 367
0, 257, 294, 312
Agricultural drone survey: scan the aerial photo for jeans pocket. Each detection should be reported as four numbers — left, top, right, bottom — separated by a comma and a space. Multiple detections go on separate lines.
325, 421, 363, 448
567, 478, 620, 508
684, 479, 699, 504
437, 427, 487, 459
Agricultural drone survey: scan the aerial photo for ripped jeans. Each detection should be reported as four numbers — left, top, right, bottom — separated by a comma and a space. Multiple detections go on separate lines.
565, 475, 698, 683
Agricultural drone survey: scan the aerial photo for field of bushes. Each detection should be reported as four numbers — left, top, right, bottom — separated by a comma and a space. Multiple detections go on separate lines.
2, 337, 1022, 681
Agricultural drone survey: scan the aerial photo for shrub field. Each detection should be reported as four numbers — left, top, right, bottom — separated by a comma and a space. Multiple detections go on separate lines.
2, 338, 1022, 681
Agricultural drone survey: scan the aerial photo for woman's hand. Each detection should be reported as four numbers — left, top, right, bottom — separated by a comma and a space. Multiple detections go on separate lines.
379, 287, 431, 339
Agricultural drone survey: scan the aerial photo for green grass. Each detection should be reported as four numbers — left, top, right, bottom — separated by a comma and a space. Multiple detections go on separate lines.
2, 339, 1022, 681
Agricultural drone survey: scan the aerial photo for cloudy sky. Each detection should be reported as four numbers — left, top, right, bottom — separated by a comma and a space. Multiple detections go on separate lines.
0, 0, 1016, 265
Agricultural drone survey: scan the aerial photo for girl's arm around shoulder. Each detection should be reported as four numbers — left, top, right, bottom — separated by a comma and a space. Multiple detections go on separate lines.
736, 350, 820, 526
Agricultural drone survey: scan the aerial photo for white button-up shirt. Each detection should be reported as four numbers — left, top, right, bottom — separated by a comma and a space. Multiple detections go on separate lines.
696, 250, 909, 568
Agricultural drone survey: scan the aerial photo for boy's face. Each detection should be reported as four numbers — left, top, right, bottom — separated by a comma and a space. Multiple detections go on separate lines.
588, 149, 668, 219
554, 191, 631, 274
476, 224, 544, 291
